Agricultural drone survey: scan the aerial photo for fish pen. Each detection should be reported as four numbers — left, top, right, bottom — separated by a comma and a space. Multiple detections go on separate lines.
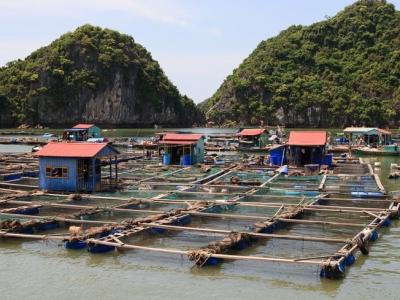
263, 174, 322, 191
0, 155, 398, 280
210, 171, 274, 186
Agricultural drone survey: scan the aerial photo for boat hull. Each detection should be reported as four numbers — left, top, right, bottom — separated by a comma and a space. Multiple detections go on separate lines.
354, 148, 400, 156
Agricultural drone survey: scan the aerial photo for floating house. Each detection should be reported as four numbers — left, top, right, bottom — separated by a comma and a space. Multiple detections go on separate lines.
34, 142, 120, 193
62, 124, 101, 141
286, 131, 330, 169
343, 127, 393, 146
343, 127, 398, 155
236, 128, 269, 150
159, 133, 204, 165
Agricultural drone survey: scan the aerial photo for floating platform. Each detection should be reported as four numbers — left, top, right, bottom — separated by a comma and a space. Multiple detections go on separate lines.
0, 152, 397, 280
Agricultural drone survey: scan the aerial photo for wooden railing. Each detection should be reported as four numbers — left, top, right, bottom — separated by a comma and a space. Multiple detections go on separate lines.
77, 178, 118, 191
100, 178, 118, 190
77, 181, 93, 191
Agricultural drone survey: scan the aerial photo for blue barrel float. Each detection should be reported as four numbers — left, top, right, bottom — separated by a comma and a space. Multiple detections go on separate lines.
276, 155, 283, 165
163, 154, 171, 165
324, 154, 333, 167
280, 165, 288, 175
183, 154, 191, 165
65, 240, 87, 249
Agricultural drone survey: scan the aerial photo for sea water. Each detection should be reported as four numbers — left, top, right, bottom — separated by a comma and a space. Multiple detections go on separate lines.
1, 129, 400, 299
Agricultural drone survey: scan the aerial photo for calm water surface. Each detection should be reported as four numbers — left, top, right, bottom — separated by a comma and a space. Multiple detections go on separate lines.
1, 128, 400, 299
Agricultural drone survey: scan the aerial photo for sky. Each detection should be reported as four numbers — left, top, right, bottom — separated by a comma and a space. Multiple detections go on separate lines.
1, 0, 400, 104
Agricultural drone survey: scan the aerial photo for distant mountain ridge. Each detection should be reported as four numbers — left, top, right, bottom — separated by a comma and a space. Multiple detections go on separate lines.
0, 24, 204, 128
199, 0, 400, 128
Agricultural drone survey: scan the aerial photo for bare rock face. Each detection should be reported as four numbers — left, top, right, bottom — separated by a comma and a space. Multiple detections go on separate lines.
32, 66, 195, 127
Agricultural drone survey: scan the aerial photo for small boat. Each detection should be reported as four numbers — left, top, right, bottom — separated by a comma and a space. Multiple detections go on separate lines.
142, 141, 158, 148
353, 145, 400, 156
31, 145, 43, 152
388, 172, 400, 179
42, 133, 56, 138
343, 127, 399, 156
391, 134, 400, 142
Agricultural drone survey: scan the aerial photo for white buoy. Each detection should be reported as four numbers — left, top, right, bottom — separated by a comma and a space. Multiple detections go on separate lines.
391, 163, 398, 169
374, 162, 381, 167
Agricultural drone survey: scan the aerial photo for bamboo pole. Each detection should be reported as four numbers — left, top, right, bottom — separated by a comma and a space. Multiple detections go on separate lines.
109, 234, 124, 245
273, 205, 285, 217
274, 218, 376, 228
260, 173, 281, 186
190, 210, 372, 228
2, 199, 183, 215
142, 223, 348, 243
205, 170, 234, 185
362, 210, 387, 220
294, 254, 344, 261
235, 202, 300, 208
0, 231, 65, 240
304, 205, 388, 212
189, 211, 269, 220
0, 212, 119, 225
296, 196, 307, 207
317, 197, 392, 202
3, 200, 99, 210
84, 239, 328, 266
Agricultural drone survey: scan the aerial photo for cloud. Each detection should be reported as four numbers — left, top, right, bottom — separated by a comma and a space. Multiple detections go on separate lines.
2, 0, 193, 26
97, 0, 192, 27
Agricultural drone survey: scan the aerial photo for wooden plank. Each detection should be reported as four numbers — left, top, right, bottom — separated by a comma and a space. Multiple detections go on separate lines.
374, 173, 386, 193
318, 175, 327, 191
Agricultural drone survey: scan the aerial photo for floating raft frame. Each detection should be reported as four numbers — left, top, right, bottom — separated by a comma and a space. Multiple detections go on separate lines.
0, 155, 397, 280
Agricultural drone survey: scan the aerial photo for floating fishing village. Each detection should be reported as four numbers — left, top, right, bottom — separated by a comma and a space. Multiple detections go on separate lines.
1, 124, 399, 280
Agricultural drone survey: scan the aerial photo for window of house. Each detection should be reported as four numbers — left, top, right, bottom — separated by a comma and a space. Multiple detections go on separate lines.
45, 166, 68, 178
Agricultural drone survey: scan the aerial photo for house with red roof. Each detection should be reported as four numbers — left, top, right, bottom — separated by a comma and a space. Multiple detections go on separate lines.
286, 131, 329, 168
62, 124, 101, 141
159, 133, 204, 165
236, 128, 269, 150
34, 142, 120, 192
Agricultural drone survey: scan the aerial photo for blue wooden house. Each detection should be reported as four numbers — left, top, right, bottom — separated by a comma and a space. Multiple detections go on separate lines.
34, 142, 120, 193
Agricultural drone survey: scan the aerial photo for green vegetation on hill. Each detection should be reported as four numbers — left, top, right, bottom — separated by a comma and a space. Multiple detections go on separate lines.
0, 24, 200, 127
201, 0, 400, 128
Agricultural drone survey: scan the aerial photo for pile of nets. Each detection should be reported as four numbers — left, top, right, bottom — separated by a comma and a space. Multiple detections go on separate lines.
187, 231, 253, 266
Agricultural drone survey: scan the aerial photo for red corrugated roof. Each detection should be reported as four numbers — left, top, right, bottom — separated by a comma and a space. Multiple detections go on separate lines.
160, 140, 195, 145
236, 129, 265, 136
343, 127, 392, 135
159, 133, 203, 145
378, 128, 392, 135
288, 131, 327, 146
33, 142, 115, 157
72, 124, 95, 129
